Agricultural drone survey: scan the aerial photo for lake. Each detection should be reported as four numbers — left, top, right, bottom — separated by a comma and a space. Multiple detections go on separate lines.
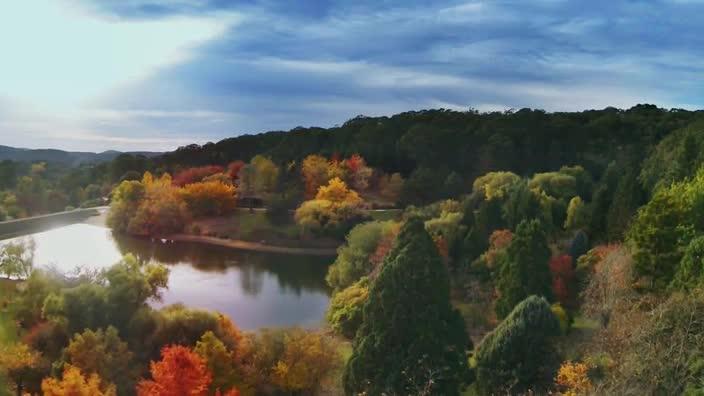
2, 223, 333, 330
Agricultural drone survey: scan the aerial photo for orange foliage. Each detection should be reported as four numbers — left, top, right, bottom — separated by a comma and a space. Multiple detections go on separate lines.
555, 361, 591, 395
344, 154, 364, 173
301, 155, 330, 199
173, 166, 225, 187
550, 255, 576, 309
485, 229, 513, 267
137, 345, 212, 396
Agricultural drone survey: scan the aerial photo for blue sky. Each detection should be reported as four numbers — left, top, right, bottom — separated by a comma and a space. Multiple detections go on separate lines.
1, 0, 703, 152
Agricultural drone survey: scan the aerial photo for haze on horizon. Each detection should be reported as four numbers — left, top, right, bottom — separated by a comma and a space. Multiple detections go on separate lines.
1, 0, 703, 153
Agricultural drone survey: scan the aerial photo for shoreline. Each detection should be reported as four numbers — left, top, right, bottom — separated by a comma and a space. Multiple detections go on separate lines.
167, 234, 339, 256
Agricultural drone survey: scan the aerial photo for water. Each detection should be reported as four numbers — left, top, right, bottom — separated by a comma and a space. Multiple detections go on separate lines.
3, 223, 333, 330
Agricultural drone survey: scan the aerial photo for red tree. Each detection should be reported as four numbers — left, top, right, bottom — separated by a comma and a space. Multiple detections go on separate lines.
173, 166, 225, 187
137, 345, 212, 396
549, 255, 576, 309
227, 161, 246, 181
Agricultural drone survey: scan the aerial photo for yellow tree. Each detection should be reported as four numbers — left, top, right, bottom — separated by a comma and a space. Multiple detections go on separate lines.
315, 177, 362, 206
301, 155, 330, 198
271, 329, 341, 394
0, 343, 44, 395
42, 365, 116, 396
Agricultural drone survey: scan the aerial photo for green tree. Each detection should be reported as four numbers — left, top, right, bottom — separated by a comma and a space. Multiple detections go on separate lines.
495, 219, 552, 318
326, 277, 369, 339
195, 331, 249, 395
0, 238, 35, 279
564, 196, 590, 231
670, 236, 704, 290
475, 295, 560, 394
343, 218, 472, 395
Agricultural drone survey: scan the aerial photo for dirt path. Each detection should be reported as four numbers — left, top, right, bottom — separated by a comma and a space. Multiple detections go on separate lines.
167, 234, 339, 256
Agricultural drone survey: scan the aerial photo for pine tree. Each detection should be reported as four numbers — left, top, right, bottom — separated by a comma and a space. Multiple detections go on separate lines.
495, 219, 552, 318
343, 218, 472, 395
475, 295, 560, 394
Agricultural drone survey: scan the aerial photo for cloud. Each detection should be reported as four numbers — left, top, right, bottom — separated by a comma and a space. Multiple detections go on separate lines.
2, 0, 704, 151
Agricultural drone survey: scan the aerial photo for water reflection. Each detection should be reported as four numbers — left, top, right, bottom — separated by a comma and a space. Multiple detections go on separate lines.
6, 224, 333, 329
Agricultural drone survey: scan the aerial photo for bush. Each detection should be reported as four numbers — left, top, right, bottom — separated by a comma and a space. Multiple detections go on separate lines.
326, 277, 369, 339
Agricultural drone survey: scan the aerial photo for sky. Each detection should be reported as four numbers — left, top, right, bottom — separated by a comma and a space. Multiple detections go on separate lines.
1, 0, 704, 152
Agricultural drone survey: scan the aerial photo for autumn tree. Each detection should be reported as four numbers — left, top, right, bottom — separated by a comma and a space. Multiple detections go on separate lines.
194, 331, 249, 396
495, 219, 552, 318
0, 343, 45, 395
549, 255, 576, 309
60, 327, 137, 396
271, 329, 341, 394
344, 154, 373, 191
475, 296, 560, 394
344, 218, 472, 395
564, 196, 590, 231
301, 155, 330, 198
180, 181, 237, 217
473, 171, 521, 200
326, 277, 369, 339
555, 361, 592, 396
249, 155, 280, 195
137, 345, 212, 396
172, 166, 224, 187
42, 365, 116, 396
378, 172, 404, 203
295, 178, 366, 236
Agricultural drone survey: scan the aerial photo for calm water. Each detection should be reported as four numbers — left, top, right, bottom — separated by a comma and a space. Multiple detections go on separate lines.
4, 223, 333, 330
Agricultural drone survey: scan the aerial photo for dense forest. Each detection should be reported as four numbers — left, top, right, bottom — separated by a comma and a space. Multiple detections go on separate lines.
4, 104, 704, 395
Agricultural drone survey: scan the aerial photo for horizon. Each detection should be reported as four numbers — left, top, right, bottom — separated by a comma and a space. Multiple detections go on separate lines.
3, 1, 704, 152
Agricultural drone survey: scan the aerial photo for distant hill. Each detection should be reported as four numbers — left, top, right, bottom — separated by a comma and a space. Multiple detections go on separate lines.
0, 145, 161, 165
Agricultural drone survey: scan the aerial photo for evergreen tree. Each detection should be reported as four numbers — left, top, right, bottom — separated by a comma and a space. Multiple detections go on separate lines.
475, 295, 560, 394
343, 218, 472, 395
495, 219, 552, 318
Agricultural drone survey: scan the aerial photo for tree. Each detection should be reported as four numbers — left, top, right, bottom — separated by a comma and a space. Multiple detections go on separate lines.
180, 181, 237, 217
475, 296, 560, 394
137, 345, 212, 396
473, 171, 520, 200
250, 155, 280, 195
528, 172, 578, 201
326, 221, 397, 290
0, 238, 35, 279
555, 361, 592, 396
172, 166, 225, 187
301, 155, 330, 198
0, 343, 45, 396
42, 365, 116, 396
495, 219, 552, 318
564, 196, 590, 231
107, 180, 145, 234
343, 218, 472, 395
314, 177, 362, 205
271, 329, 341, 394
326, 277, 369, 339
194, 331, 248, 396
501, 180, 543, 230
344, 154, 372, 191
549, 255, 576, 309
295, 178, 366, 236
60, 327, 137, 396
379, 172, 404, 203
670, 236, 704, 290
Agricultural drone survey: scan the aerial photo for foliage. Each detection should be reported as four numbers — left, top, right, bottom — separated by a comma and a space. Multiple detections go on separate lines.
475, 295, 560, 394
60, 327, 136, 396
581, 245, 634, 327
295, 178, 366, 236
379, 172, 404, 203
42, 365, 116, 396
12, 269, 63, 328
549, 255, 576, 309
194, 331, 249, 395
495, 219, 553, 318
627, 169, 704, 288
671, 236, 704, 290
326, 277, 369, 339
555, 361, 592, 396
137, 345, 212, 396
270, 329, 341, 394
564, 196, 590, 231
529, 171, 578, 201
0, 238, 35, 279
344, 218, 472, 396
0, 342, 46, 395
172, 165, 225, 187
301, 154, 330, 198
181, 180, 237, 217
473, 171, 520, 200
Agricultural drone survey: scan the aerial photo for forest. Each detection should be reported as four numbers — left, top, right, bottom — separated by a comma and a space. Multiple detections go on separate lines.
3, 104, 704, 395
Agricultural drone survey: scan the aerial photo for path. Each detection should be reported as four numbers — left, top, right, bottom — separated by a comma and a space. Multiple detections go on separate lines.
167, 234, 339, 256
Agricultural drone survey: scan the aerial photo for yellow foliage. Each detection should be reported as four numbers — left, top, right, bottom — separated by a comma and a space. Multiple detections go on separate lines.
315, 177, 362, 206
555, 361, 591, 396
270, 330, 341, 393
181, 181, 237, 217
42, 365, 116, 396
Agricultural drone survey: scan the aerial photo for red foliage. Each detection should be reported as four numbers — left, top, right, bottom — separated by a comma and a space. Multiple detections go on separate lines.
485, 229, 513, 267
173, 166, 225, 187
227, 161, 246, 181
215, 389, 240, 396
549, 255, 576, 309
137, 345, 212, 396
434, 235, 450, 263
345, 154, 364, 173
